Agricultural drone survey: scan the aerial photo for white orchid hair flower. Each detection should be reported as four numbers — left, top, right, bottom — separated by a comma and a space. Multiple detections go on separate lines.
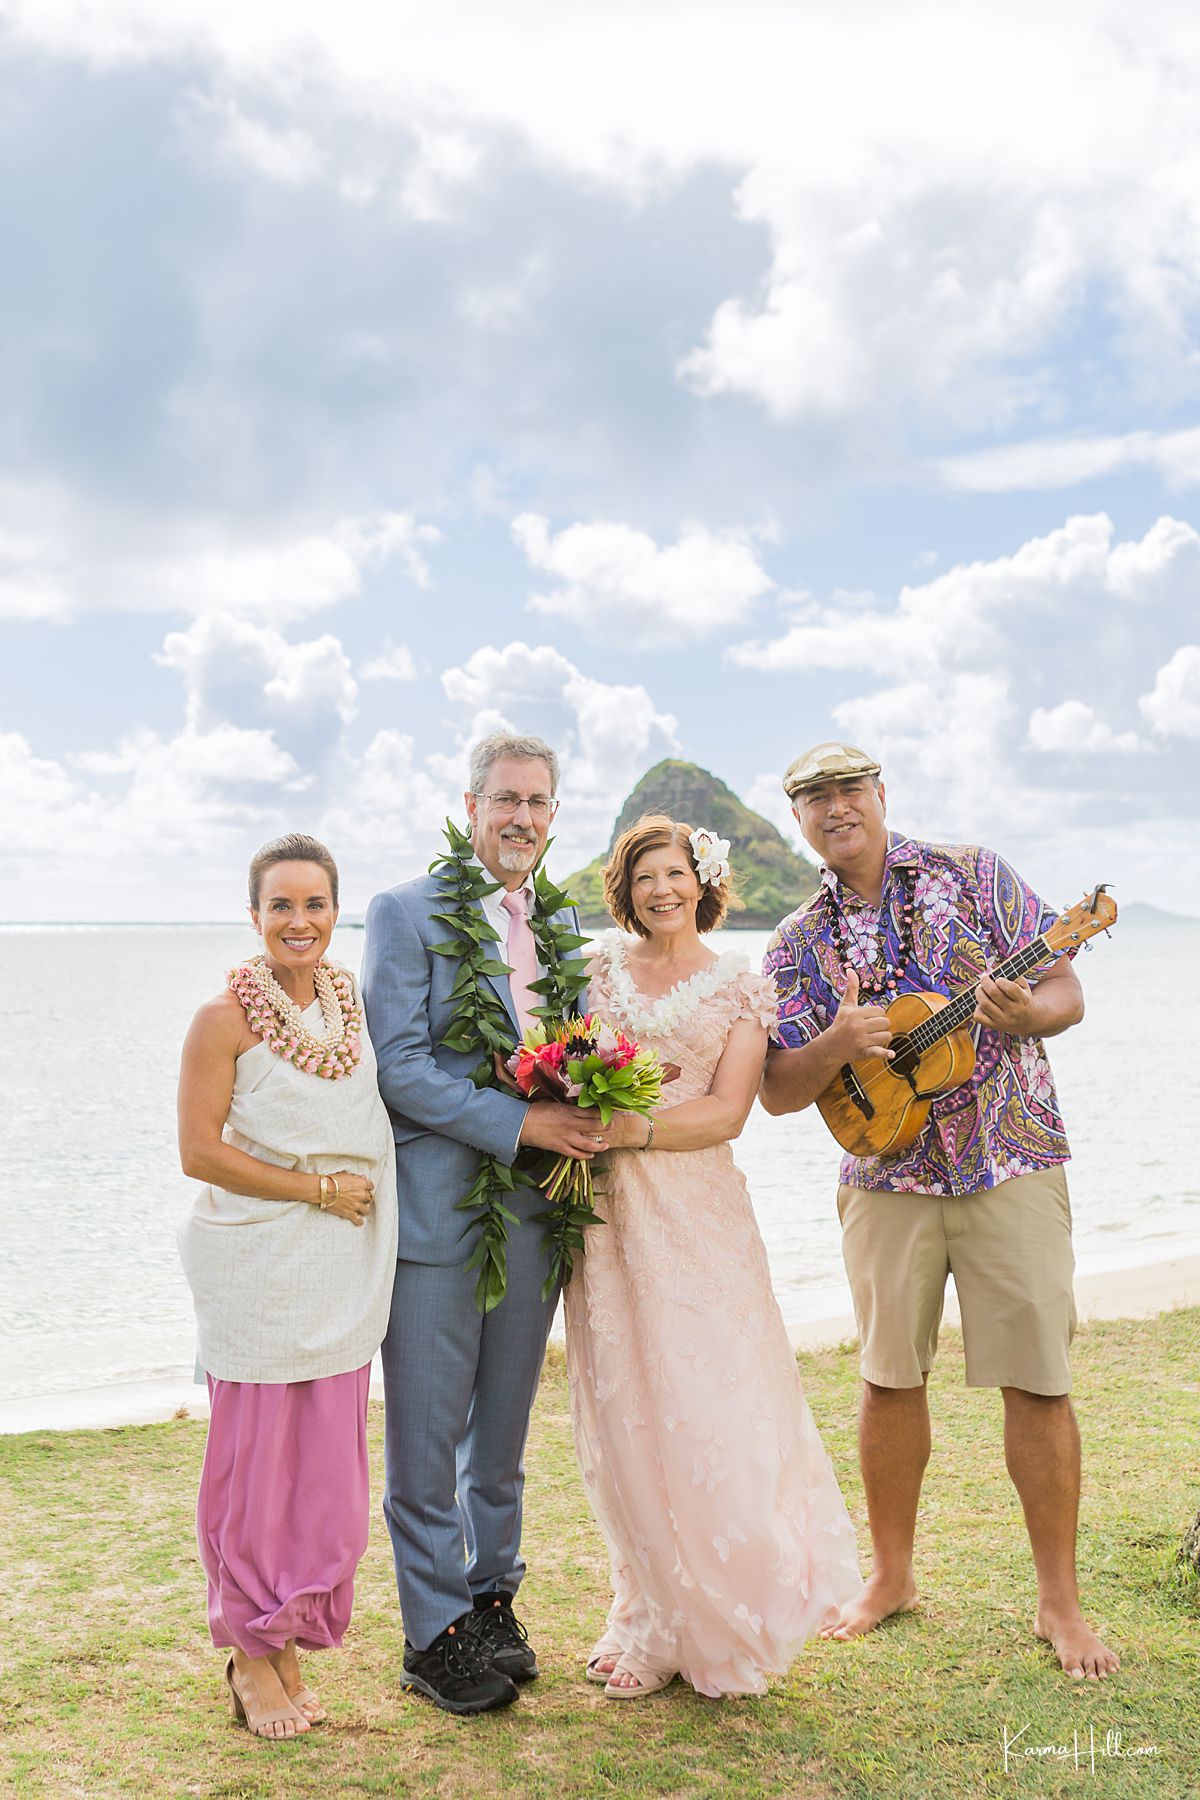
688, 827, 732, 888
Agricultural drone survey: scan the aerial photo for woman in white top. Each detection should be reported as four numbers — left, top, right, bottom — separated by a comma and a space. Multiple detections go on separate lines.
178, 834, 397, 1741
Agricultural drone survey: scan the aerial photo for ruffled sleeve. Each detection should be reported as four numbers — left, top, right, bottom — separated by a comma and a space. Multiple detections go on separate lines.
732, 967, 781, 1038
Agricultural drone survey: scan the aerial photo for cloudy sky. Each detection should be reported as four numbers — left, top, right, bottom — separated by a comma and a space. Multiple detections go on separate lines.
2, 0, 1198, 920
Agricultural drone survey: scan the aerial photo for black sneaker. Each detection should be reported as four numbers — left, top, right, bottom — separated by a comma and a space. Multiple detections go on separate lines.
471, 1591, 539, 1683
402, 1614, 518, 1714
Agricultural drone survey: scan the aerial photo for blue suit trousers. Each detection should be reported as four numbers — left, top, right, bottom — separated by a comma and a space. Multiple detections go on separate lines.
379, 1228, 559, 1650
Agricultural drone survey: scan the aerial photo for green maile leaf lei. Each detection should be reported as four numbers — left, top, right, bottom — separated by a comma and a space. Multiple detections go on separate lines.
427, 817, 591, 1313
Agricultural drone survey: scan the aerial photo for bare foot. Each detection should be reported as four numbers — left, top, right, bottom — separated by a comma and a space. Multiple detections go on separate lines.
819, 1574, 920, 1640
227, 1653, 310, 1740
269, 1641, 326, 1722
587, 1652, 619, 1679
1035, 1608, 1121, 1681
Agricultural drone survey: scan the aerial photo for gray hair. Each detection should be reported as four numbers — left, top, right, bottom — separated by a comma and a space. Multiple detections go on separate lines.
468, 732, 560, 797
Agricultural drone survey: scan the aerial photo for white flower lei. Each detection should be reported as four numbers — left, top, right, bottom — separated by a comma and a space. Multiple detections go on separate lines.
594, 928, 751, 1038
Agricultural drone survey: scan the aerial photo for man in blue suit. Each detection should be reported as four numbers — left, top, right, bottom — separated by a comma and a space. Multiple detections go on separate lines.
362, 731, 606, 1714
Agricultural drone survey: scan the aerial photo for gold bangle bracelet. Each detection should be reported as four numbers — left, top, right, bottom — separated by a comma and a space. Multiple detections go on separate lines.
319, 1175, 334, 1210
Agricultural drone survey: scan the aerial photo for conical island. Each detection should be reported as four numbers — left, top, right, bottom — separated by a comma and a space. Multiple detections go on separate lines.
564, 759, 820, 929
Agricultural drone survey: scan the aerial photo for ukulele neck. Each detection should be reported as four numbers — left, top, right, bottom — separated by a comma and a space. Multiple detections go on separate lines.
904, 935, 1053, 1054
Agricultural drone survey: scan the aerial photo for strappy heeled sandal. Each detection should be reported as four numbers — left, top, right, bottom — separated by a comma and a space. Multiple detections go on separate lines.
585, 1635, 625, 1683
225, 1657, 310, 1739
603, 1652, 677, 1699
286, 1684, 326, 1723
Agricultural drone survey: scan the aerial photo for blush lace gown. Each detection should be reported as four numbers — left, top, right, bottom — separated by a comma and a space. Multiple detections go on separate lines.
564, 931, 863, 1697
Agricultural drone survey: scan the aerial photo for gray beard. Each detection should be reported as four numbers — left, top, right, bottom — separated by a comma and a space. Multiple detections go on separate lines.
497, 839, 537, 872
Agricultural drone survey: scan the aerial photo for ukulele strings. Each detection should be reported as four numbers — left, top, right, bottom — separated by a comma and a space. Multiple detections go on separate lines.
844, 934, 1054, 1099
833, 900, 1100, 1108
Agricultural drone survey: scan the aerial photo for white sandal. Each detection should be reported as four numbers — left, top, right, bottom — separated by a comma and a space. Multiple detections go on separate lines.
603, 1652, 677, 1699
585, 1635, 624, 1683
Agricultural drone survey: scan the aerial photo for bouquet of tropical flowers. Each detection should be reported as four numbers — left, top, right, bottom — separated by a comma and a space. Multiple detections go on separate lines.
505, 1015, 676, 1299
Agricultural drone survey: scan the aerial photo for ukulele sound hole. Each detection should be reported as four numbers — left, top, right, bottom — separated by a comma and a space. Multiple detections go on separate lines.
888, 1034, 920, 1085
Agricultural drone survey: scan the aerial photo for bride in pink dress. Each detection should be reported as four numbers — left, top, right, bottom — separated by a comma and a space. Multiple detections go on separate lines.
564, 815, 862, 1699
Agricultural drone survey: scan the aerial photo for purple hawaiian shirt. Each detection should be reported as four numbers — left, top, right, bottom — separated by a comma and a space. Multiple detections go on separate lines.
762, 832, 1072, 1195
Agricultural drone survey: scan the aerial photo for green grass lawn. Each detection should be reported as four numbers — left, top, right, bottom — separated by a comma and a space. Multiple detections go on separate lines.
2, 1312, 1198, 1800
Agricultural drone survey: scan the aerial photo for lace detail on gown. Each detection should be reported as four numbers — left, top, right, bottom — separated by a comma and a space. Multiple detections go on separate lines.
564, 932, 861, 1697
590, 927, 780, 1040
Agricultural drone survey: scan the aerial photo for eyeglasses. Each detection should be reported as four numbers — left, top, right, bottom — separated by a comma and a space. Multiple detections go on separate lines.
475, 791, 558, 819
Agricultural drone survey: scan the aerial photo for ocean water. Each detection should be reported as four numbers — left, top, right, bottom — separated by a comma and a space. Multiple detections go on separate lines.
1, 913, 1195, 1404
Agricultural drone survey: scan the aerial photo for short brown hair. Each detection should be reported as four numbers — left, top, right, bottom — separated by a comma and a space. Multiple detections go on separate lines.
248, 833, 339, 911
602, 814, 738, 937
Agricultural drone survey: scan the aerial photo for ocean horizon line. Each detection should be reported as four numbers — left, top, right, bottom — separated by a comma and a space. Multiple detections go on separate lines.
3, 900, 1199, 930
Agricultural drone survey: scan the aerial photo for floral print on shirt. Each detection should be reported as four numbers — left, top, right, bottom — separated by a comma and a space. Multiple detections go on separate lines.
762, 833, 1072, 1196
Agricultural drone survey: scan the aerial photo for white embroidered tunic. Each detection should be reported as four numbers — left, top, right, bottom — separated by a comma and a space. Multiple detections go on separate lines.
178, 976, 398, 1383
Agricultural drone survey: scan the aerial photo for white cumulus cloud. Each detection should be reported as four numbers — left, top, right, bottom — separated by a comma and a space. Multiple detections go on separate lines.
441, 639, 679, 866
13, 0, 1200, 448
156, 614, 358, 769
1028, 700, 1142, 754
726, 509, 1200, 906
361, 643, 419, 682
729, 513, 1196, 684
0, 483, 441, 622
1139, 645, 1200, 739
937, 426, 1200, 495
513, 513, 772, 647
200, 93, 324, 184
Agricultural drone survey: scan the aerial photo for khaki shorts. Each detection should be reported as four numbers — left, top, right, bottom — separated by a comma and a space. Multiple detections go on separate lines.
837, 1166, 1077, 1395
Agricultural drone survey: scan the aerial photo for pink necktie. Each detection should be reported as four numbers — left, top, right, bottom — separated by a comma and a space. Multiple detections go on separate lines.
501, 889, 539, 1038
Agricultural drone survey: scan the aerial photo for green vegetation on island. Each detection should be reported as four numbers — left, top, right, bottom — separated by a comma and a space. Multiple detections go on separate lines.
3, 1312, 1199, 1799
564, 759, 820, 929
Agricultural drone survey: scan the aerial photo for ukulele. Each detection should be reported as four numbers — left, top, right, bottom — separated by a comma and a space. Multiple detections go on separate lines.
815, 884, 1118, 1157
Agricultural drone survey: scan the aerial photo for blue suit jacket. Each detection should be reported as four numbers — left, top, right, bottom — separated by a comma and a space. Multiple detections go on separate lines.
361, 870, 579, 1266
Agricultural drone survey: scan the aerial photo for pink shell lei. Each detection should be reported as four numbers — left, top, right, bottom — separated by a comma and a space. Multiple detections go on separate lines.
227, 958, 363, 1079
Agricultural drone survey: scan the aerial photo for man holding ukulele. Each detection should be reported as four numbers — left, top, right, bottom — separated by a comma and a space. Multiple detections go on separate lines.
761, 741, 1119, 1682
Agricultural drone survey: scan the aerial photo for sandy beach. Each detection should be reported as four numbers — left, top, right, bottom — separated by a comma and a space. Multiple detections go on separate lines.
4, 1251, 1198, 1436
787, 1250, 1200, 1350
